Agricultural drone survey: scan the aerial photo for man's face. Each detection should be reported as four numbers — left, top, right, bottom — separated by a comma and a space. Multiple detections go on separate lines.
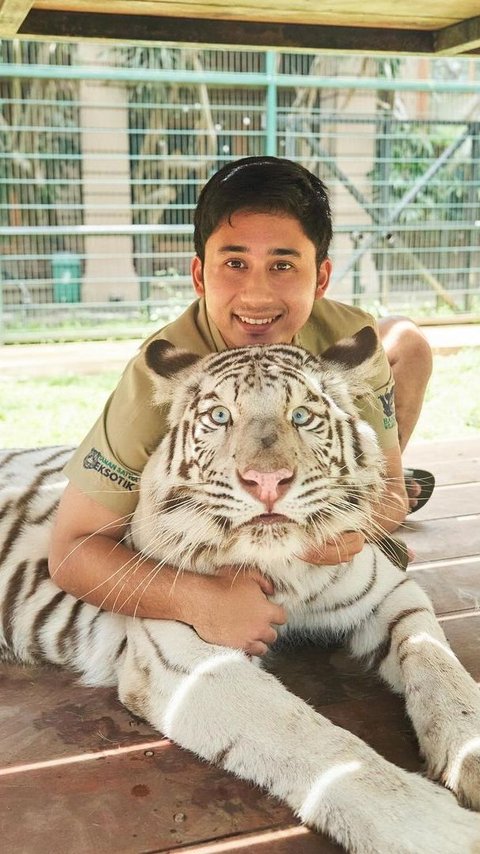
191, 211, 331, 348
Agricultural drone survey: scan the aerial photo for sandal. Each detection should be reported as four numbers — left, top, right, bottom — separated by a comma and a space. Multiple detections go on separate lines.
404, 467, 435, 514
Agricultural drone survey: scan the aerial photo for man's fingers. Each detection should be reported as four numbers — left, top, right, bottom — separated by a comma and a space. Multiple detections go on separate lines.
257, 574, 275, 595
247, 642, 269, 656
270, 604, 287, 625
301, 532, 366, 565
264, 626, 278, 645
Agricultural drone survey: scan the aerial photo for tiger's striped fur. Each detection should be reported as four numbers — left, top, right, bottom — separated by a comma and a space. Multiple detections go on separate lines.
1, 329, 479, 854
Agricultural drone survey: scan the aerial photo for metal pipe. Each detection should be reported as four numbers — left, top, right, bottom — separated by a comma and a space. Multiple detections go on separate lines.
265, 51, 277, 156
1, 62, 480, 95
334, 127, 471, 283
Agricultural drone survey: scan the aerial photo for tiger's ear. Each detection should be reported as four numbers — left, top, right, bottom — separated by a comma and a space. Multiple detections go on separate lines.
145, 339, 201, 378
321, 326, 378, 369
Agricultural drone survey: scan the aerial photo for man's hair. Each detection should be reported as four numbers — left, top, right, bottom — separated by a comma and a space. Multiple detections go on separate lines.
193, 156, 332, 265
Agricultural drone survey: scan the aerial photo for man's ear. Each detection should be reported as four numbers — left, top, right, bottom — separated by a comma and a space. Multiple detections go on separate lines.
191, 255, 205, 297
314, 258, 332, 299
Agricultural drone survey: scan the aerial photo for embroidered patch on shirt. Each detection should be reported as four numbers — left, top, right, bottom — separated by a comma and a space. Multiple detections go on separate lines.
82, 448, 140, 491
378, 388, 396, 430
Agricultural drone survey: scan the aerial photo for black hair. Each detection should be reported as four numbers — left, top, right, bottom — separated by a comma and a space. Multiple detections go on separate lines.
193, 156, 332, 265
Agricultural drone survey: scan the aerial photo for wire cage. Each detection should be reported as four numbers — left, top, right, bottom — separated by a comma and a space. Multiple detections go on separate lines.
0, 42, 479, 341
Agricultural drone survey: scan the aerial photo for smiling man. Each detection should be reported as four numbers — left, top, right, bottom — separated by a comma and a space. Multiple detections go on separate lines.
49, 156, 433, 657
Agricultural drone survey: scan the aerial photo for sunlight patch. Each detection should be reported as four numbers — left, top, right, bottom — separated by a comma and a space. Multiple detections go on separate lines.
163, 649, 244, 735
299, 761, 361, 823
448, 737, 480, 789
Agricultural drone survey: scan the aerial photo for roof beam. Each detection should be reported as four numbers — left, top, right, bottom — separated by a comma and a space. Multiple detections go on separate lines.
435, 15, 480, 55
19, 10, 435, 55
0, 0, 33, 36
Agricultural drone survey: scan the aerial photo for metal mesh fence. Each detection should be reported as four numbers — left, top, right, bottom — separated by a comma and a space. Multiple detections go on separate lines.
0, 43, 479, 342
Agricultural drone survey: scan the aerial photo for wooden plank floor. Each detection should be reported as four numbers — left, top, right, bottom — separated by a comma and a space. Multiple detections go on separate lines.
1, 437, 479, 854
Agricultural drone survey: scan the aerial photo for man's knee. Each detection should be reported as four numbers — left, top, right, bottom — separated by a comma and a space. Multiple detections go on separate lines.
378, 315, 432, 380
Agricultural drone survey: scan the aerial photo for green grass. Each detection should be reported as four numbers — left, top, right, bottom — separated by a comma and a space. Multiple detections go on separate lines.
0, 350, 479, 448
410, 348, 480, 442
0, 372, 121, 448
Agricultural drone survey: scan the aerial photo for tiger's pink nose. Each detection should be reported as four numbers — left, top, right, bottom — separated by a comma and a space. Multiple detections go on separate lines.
239, 468, 294, 512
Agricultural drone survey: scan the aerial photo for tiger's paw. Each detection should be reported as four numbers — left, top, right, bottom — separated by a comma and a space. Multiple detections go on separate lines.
419, 701, 480, 811
443, 742, 480, 811
297, 754, 480, 854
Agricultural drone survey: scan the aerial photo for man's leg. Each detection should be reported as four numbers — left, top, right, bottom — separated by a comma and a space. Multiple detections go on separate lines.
378, 315, 433, 512
378, 315, 432, 451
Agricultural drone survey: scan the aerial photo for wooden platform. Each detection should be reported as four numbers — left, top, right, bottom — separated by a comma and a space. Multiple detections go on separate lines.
1, 437, 479, 854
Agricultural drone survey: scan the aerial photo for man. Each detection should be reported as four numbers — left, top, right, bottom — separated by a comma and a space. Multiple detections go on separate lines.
49, 156, 433, 657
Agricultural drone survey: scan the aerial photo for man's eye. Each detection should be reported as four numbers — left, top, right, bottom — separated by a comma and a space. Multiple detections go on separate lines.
226, 259, 244, 269
273, 261, 293, 271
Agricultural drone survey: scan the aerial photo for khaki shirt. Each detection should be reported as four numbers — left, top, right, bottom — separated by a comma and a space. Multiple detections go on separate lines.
64, 297, 398, 518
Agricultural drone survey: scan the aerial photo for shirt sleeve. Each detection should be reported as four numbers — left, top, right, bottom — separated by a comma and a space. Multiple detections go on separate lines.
63, 348, 170, 518
355, 343, 399, 451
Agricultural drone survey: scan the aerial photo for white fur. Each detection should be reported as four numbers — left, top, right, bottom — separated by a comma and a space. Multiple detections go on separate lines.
1, 341, 479, 853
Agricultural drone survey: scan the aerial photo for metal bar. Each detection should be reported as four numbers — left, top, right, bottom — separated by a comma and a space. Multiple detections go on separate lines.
0, 225, 193, 237
1, 62, 480, 95
1, 222, 475, 237
265, 51, 277, 157
466, 122, 480, 311
292, 116, 463, 307
334, 127, 470, 284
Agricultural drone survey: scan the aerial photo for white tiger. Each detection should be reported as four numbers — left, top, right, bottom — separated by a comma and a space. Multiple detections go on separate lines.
0, 327, 479, 854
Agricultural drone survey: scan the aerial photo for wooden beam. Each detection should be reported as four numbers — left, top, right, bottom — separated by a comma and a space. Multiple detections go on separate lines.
434, 14, 480, 54
19, 9, 435, 55
0, 0, 33, 37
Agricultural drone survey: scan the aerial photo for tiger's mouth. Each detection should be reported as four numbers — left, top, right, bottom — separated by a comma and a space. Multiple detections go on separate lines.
246, 513, 292, 526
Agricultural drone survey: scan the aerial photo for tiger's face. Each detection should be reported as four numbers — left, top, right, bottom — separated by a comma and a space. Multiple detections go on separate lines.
131, 329, 384, 575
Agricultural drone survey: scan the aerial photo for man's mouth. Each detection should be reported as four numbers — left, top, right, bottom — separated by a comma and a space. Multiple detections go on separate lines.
234, 314, 280, 327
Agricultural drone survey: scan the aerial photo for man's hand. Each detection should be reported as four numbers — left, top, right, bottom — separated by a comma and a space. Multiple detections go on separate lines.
300, 532, 366, 566
190, 567, 287, 657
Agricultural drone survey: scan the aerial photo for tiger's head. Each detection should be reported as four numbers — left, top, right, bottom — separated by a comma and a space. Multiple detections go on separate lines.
131, 327, 385, 577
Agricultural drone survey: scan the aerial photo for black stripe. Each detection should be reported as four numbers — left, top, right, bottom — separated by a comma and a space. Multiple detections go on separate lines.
30, 591, 67, 660
34, 446, 73, 467
388, 607, 430, 637
166, 424, 178, 473
57, 599, 84, 659
0, 448, 42, 468
115, 636, 127, 659
142, 624, 190, 675
0, 500, 13, 522
0, 465, 66, 566
213, 739, 237, 768
32, 498, 61, 525
371, 606, 430, 670
25, 558, 50, 598
2, 560, 28, 648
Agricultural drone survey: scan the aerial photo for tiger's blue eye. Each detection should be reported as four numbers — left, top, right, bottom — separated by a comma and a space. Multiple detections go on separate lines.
210, 406, 231, 425
292, 406, 312, 426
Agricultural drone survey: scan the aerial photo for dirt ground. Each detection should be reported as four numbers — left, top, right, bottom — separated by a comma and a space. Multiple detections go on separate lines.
0, 323, 479, 378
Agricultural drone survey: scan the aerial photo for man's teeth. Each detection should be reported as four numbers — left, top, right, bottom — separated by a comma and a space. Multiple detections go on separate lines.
238, 316, 276, 325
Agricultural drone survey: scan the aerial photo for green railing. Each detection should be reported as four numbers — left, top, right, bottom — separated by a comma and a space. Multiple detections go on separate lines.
0, 42, 479, 342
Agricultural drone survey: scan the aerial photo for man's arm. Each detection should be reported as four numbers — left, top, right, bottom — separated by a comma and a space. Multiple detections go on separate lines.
49, 482, 286, 656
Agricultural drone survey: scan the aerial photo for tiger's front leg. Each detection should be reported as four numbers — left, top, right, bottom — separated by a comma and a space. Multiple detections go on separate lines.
117, 617, 480, 854
350, 548, 480, 810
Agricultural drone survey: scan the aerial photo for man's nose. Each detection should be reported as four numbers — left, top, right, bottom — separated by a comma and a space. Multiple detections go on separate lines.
238, 270, 274, 302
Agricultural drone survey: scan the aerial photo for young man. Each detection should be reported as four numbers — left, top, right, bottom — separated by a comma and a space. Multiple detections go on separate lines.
49, 157, 432, 657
